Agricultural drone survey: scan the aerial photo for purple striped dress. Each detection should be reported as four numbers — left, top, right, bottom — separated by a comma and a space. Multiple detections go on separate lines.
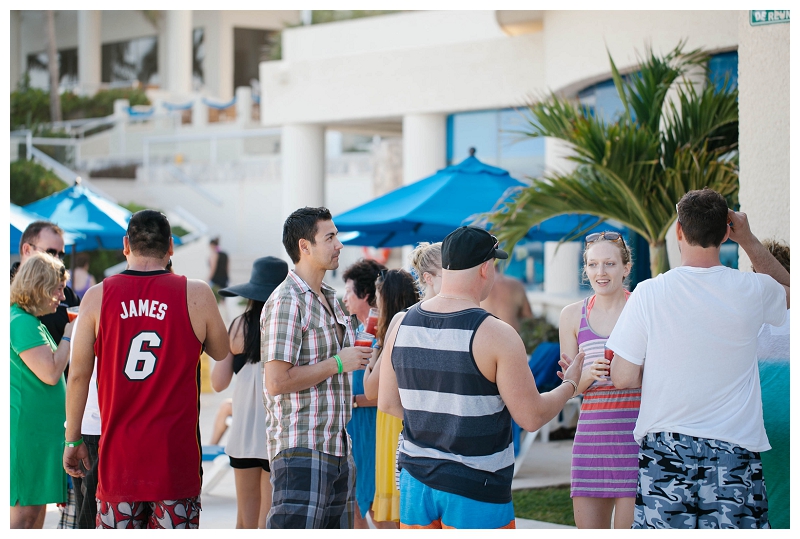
570, 296, 641, 498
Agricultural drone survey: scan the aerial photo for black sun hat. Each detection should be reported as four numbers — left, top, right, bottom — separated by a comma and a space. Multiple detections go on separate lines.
441, 226, 508, 270
219, 256, 289, 302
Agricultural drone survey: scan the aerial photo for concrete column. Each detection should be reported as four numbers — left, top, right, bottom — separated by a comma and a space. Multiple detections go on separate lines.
402, 113, 446, 185
77, 10, 101, 95
282, 123, 326, 219
165, 10, 193, 96
543, 241, 581, 295
193, 96, 207, 128
737, 11, 790, 270
235, 86, 252, 125
10, 11, 21, 91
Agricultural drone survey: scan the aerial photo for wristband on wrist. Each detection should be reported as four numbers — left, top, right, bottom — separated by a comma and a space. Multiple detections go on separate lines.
65, 437, 83, 448
561, 378, 578, 398
61, 336, 71, 343
334, 354, 343, 374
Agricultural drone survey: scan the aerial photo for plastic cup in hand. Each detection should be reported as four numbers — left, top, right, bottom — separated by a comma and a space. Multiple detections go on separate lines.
365, 308, 379, 336
603, 347, 614, 377
67, 306, 80, 322
355, 331, 374, 348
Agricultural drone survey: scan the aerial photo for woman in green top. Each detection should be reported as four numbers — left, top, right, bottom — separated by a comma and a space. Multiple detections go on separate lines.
10, 252, 75, 529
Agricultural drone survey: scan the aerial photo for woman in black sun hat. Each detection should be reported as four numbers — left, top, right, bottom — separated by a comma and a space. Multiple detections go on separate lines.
211, 256, 288, 529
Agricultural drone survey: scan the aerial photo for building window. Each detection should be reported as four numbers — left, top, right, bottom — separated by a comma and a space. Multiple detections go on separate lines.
708, 51, 738, 93
233, 27, 279, 90
101, 36, 158, 86
26, 48, 78, 90
447, 108, 545, 181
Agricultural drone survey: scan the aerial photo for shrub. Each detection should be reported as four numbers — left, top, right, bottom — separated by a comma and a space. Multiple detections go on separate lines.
10, 81, 150, 130
519, 314, 560, 355
10, 159, 67, 206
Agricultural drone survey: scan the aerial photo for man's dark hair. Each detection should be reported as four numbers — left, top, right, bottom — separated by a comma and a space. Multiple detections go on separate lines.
209, 237, 219, 247
20, 220, 64, 253
127, 210, 171, 258
282, 207, 333, 263
342, 259, 386, 307
676, 188, 729, 248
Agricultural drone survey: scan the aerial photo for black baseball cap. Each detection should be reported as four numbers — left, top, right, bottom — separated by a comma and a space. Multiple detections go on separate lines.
441, 226, 508, 270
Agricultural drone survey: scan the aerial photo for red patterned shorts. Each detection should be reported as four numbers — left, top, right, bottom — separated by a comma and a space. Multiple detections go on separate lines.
96, 496, 201, 529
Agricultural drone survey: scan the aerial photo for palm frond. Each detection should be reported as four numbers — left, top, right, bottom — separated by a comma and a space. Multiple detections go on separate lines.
488, 42, 738, 277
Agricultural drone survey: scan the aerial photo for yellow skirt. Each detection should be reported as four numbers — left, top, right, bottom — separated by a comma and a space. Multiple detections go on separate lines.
372, 410, 402, 522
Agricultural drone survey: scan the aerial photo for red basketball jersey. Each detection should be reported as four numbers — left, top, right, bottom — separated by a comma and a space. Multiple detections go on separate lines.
95, 270, 203, 502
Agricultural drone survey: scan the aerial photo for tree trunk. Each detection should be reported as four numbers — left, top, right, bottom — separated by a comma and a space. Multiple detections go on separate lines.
649, 241, 670, 278
45, 10, 62, 123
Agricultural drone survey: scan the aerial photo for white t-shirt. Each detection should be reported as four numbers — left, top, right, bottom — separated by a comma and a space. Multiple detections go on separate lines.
606, 265, 786, 452
81, 360, 102, 435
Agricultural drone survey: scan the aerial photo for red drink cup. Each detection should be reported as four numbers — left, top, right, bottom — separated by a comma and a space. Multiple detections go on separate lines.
365, 308, 379, 336
67, 306, 80, 322
355, 330, 374, 348
604, 348, 614, 362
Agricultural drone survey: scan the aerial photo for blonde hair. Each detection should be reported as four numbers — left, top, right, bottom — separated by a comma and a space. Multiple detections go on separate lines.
10, 252, 69, 316
409, 242, 442, 290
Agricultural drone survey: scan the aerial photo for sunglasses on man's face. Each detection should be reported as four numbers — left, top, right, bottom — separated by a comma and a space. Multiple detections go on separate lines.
480, 235, 500, 264
28, 243, 66, 260
585, 232, 625, 247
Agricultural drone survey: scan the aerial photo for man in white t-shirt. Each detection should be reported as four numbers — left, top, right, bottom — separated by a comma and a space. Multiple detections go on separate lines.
606, 188, 789, 529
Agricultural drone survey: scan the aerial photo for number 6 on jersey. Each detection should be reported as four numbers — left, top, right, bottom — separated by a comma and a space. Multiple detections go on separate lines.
125, 331, 162, 380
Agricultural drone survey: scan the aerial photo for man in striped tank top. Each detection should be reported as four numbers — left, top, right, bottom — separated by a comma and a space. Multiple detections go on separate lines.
378, 226, 583, 529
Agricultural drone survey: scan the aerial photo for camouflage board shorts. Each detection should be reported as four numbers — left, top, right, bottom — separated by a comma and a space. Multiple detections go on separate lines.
635, 432, 769, 529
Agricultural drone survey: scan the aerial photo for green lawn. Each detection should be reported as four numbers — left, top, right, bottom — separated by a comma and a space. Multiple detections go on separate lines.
512, 486, 575, 526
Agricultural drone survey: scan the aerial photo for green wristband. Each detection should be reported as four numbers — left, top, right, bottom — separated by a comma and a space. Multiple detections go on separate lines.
334, 354, 343, 374
65, 437, 83, 448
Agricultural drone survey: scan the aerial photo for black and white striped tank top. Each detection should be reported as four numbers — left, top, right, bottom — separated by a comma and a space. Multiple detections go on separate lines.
393, 303, 515, 504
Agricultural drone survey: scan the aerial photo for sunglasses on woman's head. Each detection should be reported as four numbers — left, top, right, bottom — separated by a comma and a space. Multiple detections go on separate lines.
585, 232, 625, 246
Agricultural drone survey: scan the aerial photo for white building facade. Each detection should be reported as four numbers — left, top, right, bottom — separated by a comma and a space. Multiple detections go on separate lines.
10, 11, 790, 316
259, 10, 789, 319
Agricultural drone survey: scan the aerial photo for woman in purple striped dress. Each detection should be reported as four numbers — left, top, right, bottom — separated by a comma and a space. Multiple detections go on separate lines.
558, 232, 640, 529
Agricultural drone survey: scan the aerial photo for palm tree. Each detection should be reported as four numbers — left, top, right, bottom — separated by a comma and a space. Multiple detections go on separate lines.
45, 10, 62, 122
487, 43, 739, 277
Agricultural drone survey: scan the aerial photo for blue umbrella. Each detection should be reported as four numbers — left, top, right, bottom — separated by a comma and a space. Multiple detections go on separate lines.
23, 183, 181, 251
10, 203, 86, 254
335, 153, 624, 247
335, 154, 527, 247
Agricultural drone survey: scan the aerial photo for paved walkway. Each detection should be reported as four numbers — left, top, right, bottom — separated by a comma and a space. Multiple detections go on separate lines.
45, 383, 576, 529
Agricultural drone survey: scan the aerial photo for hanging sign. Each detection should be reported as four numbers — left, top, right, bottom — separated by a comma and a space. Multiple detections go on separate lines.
750, 10, 790, 26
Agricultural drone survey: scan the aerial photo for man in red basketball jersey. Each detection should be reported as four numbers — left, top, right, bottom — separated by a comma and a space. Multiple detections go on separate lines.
63, 210, 230, 528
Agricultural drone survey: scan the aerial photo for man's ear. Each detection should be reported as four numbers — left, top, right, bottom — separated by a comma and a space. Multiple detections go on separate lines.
298, 238, 309, 256
675, 221, 683, 242
168, 236, 174, 256
721, 224, 731, 244
123, 235, 131, 256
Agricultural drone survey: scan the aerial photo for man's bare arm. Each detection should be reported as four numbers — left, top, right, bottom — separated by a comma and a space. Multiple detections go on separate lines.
481, 318, 581, 432
610, 354, 642, 389
728, 209, 790, 307
264, 346, 372, 396
377, 312, 406, 419
187, 279, 230, 361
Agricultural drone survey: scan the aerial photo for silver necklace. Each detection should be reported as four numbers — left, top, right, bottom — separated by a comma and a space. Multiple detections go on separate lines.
436, 294, 474, 302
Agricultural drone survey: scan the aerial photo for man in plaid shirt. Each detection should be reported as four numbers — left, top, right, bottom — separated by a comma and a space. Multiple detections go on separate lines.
261, 207, 374, 529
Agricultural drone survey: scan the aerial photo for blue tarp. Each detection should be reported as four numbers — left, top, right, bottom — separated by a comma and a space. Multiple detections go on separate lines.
335, 154, 624, 247
10, 204, 85, 254
23, 184, 181, 252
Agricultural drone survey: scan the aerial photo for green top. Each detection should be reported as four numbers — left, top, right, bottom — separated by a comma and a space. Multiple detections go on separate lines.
10, 303, 67, 506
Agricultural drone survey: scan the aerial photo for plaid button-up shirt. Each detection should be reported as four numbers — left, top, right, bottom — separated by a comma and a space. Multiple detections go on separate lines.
261, 270, 357, 459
